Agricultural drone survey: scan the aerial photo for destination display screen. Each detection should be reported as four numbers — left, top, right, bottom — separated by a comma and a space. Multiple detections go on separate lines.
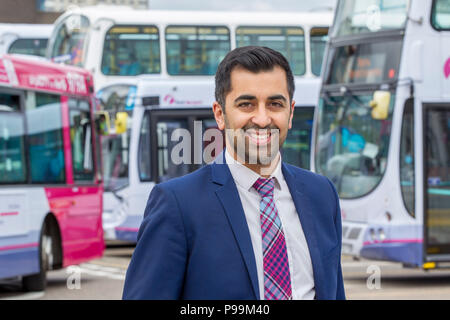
326, 39, 402, 85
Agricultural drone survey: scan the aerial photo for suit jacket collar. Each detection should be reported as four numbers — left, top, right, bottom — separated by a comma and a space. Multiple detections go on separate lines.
212, 151, 260, 299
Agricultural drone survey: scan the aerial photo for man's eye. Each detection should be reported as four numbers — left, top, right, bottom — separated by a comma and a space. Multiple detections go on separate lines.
238, 102, 252, 107
270, 102, 284, 107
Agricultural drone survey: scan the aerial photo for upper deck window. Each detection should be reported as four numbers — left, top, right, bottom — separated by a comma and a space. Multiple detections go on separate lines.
310, 27, 329, 76
50, 14, 90, 66
8, 39, 48, 57
236, 26, 306, 76
166, 26, 230, 75
101, 26, 161, 76
332, 0, 410, 37
432, 0, 450, 30
326, 39, 402, 85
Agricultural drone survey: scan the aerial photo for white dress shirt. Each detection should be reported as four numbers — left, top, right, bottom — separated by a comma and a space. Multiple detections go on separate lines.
225, 149, 315, 300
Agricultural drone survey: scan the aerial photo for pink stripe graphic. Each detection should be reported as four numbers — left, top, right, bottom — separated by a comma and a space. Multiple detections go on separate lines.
0, 242, 39, 252
0, 211, 19, 216
115, 227, 139, 232
363, 239, 423, 246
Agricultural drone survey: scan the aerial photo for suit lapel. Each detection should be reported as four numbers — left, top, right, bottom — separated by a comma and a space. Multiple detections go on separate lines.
211, 153, 260, 300
281, 163, 326, 299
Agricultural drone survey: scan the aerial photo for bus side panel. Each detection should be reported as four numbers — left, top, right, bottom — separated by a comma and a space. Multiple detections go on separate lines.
0, 188, 49, 279
0, 245, 39, 279
45, 186, 104, 267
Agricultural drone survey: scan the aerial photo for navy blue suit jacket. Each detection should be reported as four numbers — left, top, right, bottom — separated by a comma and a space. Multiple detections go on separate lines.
123, 153, 345, 300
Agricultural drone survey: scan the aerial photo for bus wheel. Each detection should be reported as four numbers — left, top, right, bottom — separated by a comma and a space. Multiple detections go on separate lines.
22, 222, 54, 292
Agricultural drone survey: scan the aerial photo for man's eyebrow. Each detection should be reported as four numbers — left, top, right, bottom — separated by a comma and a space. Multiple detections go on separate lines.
234, 95, 256, 103
268, 95, 287, 102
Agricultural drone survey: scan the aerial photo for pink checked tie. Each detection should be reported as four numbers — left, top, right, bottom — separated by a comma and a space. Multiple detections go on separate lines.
253, 177, 292, 300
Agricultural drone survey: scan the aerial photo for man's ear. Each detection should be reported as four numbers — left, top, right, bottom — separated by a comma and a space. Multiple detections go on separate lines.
213, 101, 226, 130
288, 100, 295, 129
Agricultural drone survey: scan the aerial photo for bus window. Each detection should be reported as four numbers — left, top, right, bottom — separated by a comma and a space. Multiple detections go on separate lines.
332, 0, 410, 37
69, 98, 94, 182
138, 111, 151, 181
156, 119, 190, 182
236, 26, 306, 76
101, 26, 160, 76
400, 99, 415, 218
50, 14, 89, 66
8, 39, 48, 57
0, 92, 26, 183
281, 107, 314, 170
326, 40, 402, 85
310, 27, 329, 76
432, 0, 450, 30
97, 83, 137, 114
26, 92, 65, 183
166, 26, 230, 75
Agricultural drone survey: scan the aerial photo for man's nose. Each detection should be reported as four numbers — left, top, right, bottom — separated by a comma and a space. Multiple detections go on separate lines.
251, 104, 272, 128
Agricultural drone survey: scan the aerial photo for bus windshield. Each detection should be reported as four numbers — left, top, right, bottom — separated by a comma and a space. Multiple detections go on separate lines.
101, 26, 161, 76
333, 0, 410, 37
315, 92, 395, 199
50, 15, 89, 66
8, 39, 48, 57
166, 26, 230, 75
236, 26, 306, 76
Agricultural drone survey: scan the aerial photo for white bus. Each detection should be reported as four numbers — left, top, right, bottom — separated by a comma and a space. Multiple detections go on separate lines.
46, 5, 332, 90
312, 0, 450, 269
97, 75, 322, 241
0, 24, 53, 57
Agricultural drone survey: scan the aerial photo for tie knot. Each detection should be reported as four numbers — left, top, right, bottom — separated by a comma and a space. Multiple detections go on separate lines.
253, 177, 275, 198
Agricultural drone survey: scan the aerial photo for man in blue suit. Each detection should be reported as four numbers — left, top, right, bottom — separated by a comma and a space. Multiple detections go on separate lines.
123, 46, 345, 300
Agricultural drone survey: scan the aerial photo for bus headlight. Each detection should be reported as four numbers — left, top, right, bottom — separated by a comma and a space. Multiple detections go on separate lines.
378, 228, 386, 241
369, 228, 377, 241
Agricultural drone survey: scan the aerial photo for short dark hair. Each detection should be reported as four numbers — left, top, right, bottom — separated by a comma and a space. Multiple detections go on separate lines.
215, 46, 295, 109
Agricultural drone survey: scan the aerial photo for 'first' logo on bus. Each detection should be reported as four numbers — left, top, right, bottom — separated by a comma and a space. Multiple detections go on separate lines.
444, 57, 450, 79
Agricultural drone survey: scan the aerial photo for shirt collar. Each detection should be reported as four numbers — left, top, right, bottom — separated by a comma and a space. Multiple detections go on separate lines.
225, 148, 283, 192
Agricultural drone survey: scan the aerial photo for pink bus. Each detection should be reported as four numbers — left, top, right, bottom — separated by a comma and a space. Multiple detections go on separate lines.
0, 54, 104, 291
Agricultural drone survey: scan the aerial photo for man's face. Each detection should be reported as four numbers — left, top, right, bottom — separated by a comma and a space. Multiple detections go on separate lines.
213, 66, 295, 165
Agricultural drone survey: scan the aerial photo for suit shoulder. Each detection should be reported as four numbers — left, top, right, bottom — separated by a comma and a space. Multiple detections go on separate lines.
157, 164, 212, 193
284, 163, 328, 182
283, 163, 336, 195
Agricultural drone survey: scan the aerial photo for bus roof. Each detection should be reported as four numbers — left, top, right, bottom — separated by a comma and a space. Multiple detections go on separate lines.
56, 5, 333, 27
0, 54, 93, 96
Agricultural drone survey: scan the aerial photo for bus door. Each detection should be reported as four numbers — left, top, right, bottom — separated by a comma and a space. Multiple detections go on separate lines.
64, 97, 102, 258
147, 108, 223, 184
423, 104, 450, 261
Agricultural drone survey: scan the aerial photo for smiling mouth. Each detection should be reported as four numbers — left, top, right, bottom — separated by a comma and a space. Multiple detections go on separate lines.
245, 130, 272, 146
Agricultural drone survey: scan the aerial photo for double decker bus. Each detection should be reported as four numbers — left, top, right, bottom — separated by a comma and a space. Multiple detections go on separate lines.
312, 0, 450, 268
0, 54, 104, 291
0, 24, 53, 57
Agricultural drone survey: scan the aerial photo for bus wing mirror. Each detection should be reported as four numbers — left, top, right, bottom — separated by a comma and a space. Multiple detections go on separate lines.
115, 112, 128, 134
95, 111, 111, 136
369, 91, 390, 120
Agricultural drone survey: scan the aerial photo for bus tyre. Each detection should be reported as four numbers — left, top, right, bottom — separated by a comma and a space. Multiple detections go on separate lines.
22, 223, 54, 292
